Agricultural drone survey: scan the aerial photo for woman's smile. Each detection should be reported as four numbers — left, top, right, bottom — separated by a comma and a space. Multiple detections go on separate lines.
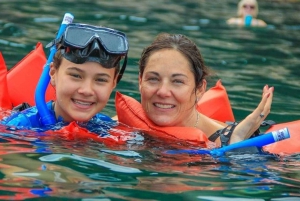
153, 102, 175, 109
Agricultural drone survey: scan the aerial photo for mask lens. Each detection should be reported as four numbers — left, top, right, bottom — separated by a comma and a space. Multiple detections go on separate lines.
64, 26, 95, 48
97, 31, 128, 54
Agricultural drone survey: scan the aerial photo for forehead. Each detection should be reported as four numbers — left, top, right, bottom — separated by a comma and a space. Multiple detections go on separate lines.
149, 48, 189, 62
147, 49, 190, 67
144, 49, 194, 75
59, 57, 116, 74
242, 0, 256, 5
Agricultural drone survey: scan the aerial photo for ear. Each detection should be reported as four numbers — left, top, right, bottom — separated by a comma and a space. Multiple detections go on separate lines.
139, 73, 142, 93
112, 75, 117, 89
49, 62, 57, 86
138, 73, 142, 92
196, 79, 207, 100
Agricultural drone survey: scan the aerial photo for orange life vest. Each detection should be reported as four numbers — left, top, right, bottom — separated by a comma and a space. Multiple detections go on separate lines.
6, 42, 55, 108
197, 80, 235, 123
0, 52, 12, 110
263, 120, 300, 154
49, 121, 130, 147
115, 80, 235, 148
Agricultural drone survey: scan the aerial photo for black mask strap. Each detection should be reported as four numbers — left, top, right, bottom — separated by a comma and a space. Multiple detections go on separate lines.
117, 55, 127, 83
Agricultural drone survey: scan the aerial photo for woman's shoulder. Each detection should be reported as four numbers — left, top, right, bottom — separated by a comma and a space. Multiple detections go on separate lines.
227, 17, 267, 27
255, 19, 267, 27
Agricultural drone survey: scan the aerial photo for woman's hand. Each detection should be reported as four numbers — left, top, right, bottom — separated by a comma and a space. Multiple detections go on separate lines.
229, 85, 274, 144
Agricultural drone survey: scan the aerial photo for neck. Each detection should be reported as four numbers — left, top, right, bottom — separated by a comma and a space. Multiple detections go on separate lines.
194, 110, 199, 128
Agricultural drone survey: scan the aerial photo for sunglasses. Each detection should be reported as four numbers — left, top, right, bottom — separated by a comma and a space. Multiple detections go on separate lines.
243, 4, 255, 9
49, 23, 129, 83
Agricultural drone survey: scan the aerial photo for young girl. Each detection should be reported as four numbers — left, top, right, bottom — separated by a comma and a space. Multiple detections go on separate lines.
1, 23, 128, 130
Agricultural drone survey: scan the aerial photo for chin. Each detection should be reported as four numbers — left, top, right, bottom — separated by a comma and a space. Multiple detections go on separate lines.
152, 118, 173, 127
73, 115, 93, 122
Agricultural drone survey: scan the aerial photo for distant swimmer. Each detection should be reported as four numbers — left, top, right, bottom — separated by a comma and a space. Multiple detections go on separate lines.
227, 0, 267, 27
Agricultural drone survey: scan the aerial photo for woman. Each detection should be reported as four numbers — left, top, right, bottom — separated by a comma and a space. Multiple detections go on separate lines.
115, 33, 273, 146
1, 23, 129, 130
227, 0, 267, 27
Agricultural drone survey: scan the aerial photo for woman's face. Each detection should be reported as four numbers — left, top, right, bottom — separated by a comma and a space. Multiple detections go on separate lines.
241, 0, 256, 17
139, 49, 205, 127
50, 58, 117, 122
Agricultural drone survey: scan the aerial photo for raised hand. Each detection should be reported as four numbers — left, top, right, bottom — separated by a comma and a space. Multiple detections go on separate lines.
229, 85, 274, 144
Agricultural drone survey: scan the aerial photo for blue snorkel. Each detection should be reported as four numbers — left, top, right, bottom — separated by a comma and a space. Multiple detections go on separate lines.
35, 13, 74, 126
245, 15, 253, 26
166, 127, 290, 156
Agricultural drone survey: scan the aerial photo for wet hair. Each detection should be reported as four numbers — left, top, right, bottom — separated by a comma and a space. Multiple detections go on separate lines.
52, 50, 63, 69
52, 50, 120, 77
237, 0, 259, 18
139, 33, 211, 89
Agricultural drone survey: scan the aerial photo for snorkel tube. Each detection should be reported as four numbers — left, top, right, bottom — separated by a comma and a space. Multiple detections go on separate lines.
35, 13, 74, 126
166, 127, 290, 156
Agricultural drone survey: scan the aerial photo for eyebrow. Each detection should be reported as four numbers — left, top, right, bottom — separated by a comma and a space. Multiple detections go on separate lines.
67, 67, 112, 78
146, 71, 188, 78
172, 73, 188, 78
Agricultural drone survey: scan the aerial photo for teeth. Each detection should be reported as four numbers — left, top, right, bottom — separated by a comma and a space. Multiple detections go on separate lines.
74, 100, 92, 105
155, 103, 174, 109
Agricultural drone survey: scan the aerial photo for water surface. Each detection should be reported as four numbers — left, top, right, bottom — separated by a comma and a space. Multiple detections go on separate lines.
0, 0, 300, 200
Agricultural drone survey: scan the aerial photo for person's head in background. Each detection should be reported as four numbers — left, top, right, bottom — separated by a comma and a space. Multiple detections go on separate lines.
237, 0, 259, 18
50, 23, 128, 122
138, 33, 211, 127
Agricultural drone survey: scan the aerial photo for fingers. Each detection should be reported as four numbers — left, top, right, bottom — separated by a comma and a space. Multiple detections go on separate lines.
249, 85, 274, 135
262, 84, 270, 96
255, 85, 274, 118
262, 84, 269, 98
260, 86, 274, 118
230, 85, 274, 143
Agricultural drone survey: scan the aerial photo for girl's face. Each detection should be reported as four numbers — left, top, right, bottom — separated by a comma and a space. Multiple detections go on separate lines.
139, 49, 205, 127
50, 58, 117, 122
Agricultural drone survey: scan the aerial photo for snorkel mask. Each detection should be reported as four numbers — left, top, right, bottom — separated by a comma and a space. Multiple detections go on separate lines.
48, 23, 129, 83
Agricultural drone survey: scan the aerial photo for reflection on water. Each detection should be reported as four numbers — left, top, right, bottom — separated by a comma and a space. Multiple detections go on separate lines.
0, 124, 299, 200
0, 0, 300, 200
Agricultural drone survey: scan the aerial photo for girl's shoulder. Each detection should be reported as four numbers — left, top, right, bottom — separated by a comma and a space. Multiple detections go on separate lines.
0, 101, 55, 128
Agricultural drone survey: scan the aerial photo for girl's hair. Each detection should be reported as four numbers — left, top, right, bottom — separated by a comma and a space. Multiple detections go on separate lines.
52, 50, 120, 77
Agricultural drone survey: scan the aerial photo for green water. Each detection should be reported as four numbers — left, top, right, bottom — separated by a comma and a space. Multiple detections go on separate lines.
1, 0, 300, 122
0, 0, 300, 200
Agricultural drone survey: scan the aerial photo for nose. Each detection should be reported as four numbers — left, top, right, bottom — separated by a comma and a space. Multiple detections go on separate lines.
77, 79, 95, 96
156, 81, 172, 97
